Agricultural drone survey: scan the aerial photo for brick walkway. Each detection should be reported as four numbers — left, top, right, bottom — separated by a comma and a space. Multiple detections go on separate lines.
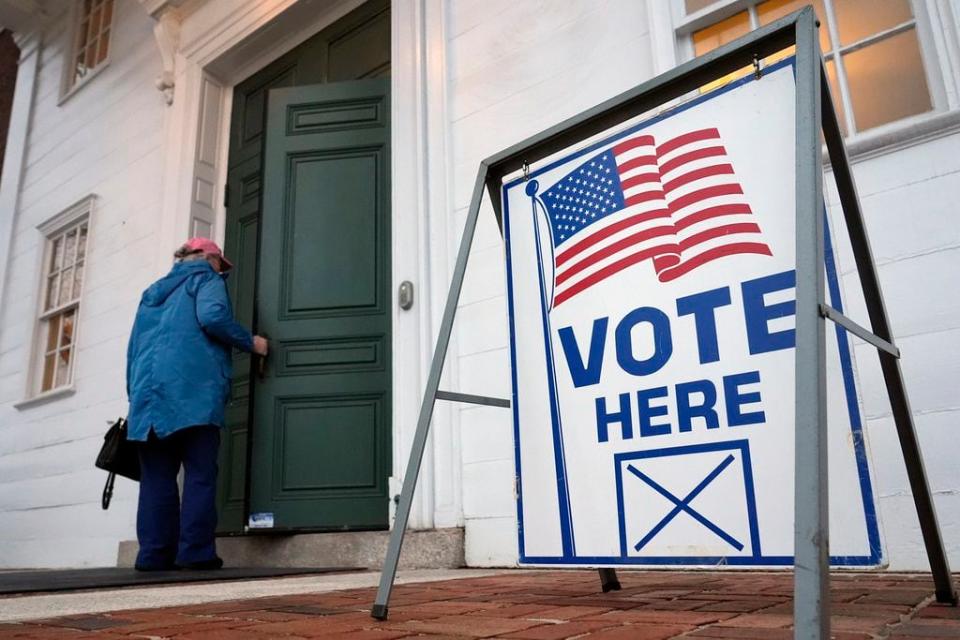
1, 571, 958, 639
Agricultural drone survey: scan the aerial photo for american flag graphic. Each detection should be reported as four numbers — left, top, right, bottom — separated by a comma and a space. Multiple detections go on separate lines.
537, 128, 772, 307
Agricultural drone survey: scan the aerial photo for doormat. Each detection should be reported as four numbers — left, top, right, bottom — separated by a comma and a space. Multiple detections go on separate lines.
0, 567, 361, 595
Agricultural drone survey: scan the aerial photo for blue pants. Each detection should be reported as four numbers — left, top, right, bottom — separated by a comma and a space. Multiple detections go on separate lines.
135, 425, 220, 569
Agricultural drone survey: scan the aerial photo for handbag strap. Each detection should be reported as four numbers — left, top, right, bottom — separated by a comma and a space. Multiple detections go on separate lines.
102, 472, 116, 510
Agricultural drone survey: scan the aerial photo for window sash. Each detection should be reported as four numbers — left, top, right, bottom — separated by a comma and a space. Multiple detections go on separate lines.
677, 0, 934, 137
40, 309, 77, 393
34, 217, 88, 395
66, 0, 115, 92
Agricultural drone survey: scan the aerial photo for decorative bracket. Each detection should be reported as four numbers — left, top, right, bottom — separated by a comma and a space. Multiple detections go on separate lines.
138, 0, 186, 105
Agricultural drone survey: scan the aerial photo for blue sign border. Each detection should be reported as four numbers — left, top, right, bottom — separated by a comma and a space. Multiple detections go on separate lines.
503, 57, 882, 567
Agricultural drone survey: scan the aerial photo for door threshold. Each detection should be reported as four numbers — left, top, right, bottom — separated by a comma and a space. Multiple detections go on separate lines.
219, 526, 389, 537
119, 528, 464, 570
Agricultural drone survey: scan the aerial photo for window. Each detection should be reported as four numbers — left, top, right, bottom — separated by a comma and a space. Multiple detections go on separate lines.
65, 0, 114, 92
32, 199, 92, 397
679, 0, 935, 137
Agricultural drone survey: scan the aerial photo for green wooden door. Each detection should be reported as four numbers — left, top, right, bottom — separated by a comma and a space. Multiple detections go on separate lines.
216, 0, 390, 533
249, 79, 391, 530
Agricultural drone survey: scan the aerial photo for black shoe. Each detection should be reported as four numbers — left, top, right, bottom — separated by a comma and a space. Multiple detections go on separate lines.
177, 556, 224, 570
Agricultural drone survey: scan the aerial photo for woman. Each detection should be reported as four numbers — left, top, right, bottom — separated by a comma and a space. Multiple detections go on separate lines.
126, 238, 268, 571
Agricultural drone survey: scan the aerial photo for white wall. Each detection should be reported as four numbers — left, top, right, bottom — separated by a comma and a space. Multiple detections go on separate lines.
826, 131, 960, 571
0, 3, 166, 567
447, 0, 657, 567
449, 0, 960, 571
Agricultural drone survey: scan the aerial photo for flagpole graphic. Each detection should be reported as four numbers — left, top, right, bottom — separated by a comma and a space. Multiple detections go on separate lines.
528, 178, 575, 558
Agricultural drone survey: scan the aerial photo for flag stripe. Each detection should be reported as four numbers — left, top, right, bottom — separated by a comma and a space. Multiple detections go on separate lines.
617, 155, 659, 173
662, 164, 735, 194
669, 183, 744, 212
659, 146, 726, 175
657, 242, 773, 282
555, 208, 672, 267
624, 190, 668, 207
613, 135, 656, 155
674, 203, 754, 231
620, 172, 662, 191
678, 222, 762, 252
555, 245, 668, 307
656, 127, 720, 156
556, 225, 676, 286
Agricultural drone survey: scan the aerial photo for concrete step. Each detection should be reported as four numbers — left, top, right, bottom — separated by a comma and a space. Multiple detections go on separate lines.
117, 527, 464, 570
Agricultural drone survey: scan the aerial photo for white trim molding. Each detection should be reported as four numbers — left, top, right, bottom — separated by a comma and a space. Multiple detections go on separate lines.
147, 0, 454, 530
137, 0, 193, 105
390, 0, 460, 530
18, 195, 96, 406
153, 9, 182, 105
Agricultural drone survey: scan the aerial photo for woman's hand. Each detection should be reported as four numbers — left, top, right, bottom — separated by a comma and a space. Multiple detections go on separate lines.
252, 335, 269, 356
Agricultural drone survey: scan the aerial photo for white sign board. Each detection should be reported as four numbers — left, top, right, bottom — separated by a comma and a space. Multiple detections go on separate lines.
502, 60, 881, 567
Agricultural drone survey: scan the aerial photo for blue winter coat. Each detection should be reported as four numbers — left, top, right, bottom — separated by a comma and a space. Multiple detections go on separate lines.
126, 260, 253, 441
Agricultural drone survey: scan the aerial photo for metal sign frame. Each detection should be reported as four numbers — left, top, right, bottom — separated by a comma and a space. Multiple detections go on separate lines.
370, 8, 957, 638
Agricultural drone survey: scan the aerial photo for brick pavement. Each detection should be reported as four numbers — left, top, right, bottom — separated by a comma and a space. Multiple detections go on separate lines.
0, 571, 958, 639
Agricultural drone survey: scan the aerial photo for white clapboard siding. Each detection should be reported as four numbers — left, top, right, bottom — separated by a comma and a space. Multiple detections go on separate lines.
0, 3, 164, 568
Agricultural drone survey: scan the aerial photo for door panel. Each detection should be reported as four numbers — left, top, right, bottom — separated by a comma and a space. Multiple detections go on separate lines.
250, 79, 391, 530
217, 0, 389, 533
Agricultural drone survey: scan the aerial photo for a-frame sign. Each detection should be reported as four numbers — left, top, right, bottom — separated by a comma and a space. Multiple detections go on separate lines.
371, 8, 957, 639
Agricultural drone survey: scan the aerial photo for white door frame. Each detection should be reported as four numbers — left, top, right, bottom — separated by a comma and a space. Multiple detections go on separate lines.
150, 0, 460, 530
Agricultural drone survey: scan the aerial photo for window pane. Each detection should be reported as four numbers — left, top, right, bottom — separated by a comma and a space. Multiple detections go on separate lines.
84, 43, 97, 69
693, 11, 752, 92
42, 354, 56, 391
50, 236, 63, 272
45, 315, 61, 353
59, 267, 74, 306
102, 0, 113, 28
55, 348, 71, 387
844, 29, 931, 131
693, 11, 751, 56
77, 20, 90, 50
685, 0, 717, 14
824, 60, 848, 137
73, 262, 85, 299
64, 229, 77, 267
77, 224, 88, 260
46, 273, 60, 310
97, 31, 110, 64
834, 0, 913, 47
61, 310, 75, 347
757, 0, 831, 52
90, 6, 102, 37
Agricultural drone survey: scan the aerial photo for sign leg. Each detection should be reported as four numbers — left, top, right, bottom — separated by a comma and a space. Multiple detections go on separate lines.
793, 9, 829, 640
819, 50, 958, 609
371, 166, 490, 621
599, 568, 621, 593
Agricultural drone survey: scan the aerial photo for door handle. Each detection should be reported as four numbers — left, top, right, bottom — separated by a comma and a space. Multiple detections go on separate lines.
257, 333, 269, 380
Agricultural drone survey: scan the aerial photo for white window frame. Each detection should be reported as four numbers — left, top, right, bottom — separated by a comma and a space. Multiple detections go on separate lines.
59, 0, 117, 104
668, 0, 960, 156
15, 196, 95, 409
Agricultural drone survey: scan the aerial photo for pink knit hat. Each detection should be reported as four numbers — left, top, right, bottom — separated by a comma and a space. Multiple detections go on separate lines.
183, 237, 234, 271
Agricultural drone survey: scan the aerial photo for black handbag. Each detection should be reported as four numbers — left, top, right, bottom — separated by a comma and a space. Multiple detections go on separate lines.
95, 417, 140, 509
